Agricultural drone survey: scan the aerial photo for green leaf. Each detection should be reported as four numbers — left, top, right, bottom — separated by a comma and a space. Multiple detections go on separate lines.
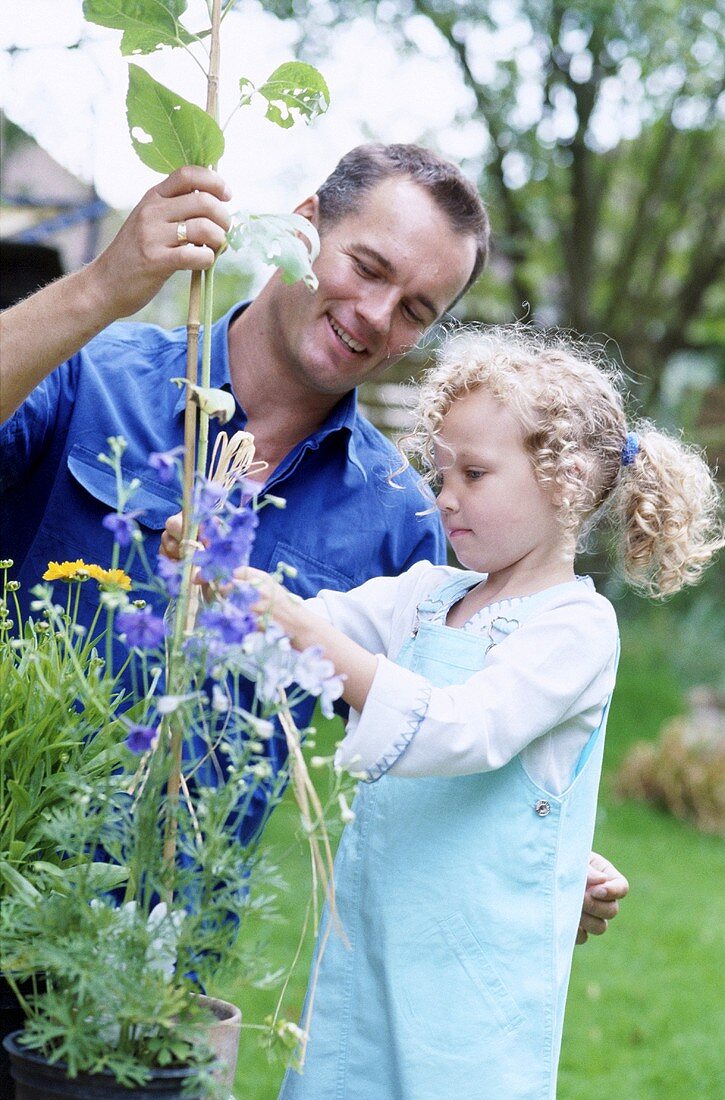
126, 64, 225, 174
83, 0, 197, 55
0, 861, 41, 903
252, 62, 330, 129
227, 213, 320, 290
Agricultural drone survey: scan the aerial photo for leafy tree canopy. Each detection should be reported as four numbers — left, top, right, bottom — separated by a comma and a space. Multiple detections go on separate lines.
269, 0, 724, 404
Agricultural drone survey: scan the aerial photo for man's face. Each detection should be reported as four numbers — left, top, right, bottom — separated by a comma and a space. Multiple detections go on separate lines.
270, 177, 478, 396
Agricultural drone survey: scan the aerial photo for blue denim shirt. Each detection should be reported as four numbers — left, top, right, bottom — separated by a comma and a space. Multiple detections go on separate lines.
0, 302, 444, 836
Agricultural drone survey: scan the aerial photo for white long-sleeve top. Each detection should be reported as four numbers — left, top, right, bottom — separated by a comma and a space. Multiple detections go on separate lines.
308, 561, 619, 795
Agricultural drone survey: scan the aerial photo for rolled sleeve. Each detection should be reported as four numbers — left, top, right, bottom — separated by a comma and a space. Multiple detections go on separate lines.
335, 655, 432, 781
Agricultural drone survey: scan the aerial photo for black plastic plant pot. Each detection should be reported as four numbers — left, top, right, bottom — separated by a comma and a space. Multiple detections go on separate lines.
2, 1031, 204, 1098
0, 976, 37, 1097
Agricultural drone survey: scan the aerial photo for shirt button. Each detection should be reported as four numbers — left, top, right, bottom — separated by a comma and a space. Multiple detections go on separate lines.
534, 800, 551, 817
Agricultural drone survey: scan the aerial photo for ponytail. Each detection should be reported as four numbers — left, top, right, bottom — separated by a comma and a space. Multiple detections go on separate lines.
611, 425, 722, 598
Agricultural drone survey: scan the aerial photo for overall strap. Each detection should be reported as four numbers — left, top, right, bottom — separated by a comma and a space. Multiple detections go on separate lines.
414, 571, 486, 623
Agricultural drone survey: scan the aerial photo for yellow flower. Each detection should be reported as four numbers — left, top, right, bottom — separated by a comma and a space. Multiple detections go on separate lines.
43, 560, 89, 582
87, 565, 132, 591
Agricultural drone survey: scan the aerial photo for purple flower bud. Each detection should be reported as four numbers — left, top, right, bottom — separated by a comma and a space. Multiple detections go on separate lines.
117, 607, 166, 650
148, 446, 185, 485
126, 724, 158, 754
103, 511, 142, 548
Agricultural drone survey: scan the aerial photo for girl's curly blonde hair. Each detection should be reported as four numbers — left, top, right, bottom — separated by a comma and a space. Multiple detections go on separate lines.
402, 325, 722, 599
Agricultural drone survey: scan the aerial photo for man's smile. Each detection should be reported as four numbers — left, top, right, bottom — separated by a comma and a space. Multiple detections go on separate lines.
327, 314, 367, 354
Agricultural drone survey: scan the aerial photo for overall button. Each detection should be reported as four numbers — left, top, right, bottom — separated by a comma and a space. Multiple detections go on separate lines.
534, 799, 551, 817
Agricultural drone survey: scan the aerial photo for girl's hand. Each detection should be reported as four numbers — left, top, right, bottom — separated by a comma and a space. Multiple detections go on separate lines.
234, 566, 306, 641
237, 567, 377, 713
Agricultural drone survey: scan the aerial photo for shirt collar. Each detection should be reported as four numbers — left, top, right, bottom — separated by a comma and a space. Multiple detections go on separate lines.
172, 300, 367, 479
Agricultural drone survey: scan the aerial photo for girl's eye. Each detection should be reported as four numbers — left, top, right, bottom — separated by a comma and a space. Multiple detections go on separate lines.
466, 469, 486, 480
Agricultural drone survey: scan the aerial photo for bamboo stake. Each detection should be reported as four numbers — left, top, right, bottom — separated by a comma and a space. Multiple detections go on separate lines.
163, 0, 224, 878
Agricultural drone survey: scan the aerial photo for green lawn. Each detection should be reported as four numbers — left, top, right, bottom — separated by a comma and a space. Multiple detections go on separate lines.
218, 613, 725, 1098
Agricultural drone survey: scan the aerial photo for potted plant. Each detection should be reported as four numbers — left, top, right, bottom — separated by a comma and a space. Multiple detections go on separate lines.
0, 557, 132, 1091
0, 437, 342, 1097
1, 3, 335, 1094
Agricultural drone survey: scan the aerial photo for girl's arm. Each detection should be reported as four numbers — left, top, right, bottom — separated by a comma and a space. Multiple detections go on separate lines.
241, 568, 619, 785
238, 566, 379, 712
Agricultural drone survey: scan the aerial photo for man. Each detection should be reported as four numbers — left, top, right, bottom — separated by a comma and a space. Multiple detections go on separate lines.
0, 142, 626, 936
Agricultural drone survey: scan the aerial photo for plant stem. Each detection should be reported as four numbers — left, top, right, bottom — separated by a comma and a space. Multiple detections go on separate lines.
163, 0, 223, 885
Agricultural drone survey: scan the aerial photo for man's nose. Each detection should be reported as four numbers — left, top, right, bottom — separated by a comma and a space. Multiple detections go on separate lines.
356, 287, 397, 335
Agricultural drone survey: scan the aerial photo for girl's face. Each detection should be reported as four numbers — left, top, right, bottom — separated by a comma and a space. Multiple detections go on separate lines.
435, 388, 573, 586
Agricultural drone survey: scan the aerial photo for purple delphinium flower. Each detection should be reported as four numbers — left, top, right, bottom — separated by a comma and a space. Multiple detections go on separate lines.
116, 607, 166, 650
103, 510, 143, 548
199, 583, 258, 653
148, 446, 184, 485
194, 506, 259, 584
318, 673, 346, 720
126, 724, 158, 754
193, 477, 228, 524
235, 625, 297, 704
295, 645, 345, 719
156, 555, 183, 599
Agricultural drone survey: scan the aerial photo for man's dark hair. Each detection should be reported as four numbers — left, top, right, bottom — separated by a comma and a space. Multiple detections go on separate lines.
316, 142, 489, 306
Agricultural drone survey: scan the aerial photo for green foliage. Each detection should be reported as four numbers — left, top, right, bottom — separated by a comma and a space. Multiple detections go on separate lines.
241, 62, 330, 128
127, 64, 225, 172
83, 0, 198, 55
227, 212, 321, 289
278, 0, 723, 410
0, 567, 127, 902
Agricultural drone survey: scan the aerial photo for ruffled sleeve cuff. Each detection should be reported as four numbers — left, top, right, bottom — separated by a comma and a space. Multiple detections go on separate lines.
334, 655, 431, 782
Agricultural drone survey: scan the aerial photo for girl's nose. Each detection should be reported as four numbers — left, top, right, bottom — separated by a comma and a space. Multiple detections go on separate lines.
436, 484, 457, 513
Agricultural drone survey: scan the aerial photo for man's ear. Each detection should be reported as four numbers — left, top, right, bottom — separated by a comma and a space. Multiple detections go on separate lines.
294, 194, 320, 225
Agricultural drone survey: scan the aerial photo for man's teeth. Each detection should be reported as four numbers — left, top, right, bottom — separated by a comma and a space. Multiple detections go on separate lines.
330, 317, 365, 353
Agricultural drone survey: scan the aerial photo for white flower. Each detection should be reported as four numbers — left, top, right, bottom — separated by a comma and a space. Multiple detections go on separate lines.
337, 793, 355, 824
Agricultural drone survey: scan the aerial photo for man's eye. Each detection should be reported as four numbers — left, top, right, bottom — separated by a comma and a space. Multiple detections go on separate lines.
354, 258, 375, 277
403, 303, 425, 326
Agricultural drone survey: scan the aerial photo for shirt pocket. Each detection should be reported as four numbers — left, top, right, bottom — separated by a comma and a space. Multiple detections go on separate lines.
63, 444, 179, 589
264, 539, 359, 598
67, 444, 179, 532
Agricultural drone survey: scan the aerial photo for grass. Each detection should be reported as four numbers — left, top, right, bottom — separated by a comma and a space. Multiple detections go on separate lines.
218, 610, 725, 1098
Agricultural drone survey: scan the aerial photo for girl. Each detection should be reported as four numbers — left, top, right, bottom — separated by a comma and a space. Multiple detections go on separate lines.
244, 326, 721, 1100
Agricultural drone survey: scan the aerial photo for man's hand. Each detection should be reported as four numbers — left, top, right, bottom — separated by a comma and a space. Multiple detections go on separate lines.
577, 851, 629, 945
0, 167, 232, 422
90, 166, 232, 320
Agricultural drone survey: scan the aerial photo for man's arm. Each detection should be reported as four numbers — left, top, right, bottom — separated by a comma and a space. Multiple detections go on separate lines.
578, 851, 629, 945
0, 166, 231, 423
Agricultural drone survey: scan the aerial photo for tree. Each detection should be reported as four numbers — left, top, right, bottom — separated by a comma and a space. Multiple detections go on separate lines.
270, 0, 724, 404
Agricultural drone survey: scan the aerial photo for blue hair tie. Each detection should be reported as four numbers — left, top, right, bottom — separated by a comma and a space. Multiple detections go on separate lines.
621, 431, 639, 467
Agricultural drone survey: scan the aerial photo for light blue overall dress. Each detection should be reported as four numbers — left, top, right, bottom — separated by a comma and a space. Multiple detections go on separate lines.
281, 574, 612, 1100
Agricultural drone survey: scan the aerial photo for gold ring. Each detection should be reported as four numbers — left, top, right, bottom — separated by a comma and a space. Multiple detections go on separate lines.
176, 221, 188, 244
